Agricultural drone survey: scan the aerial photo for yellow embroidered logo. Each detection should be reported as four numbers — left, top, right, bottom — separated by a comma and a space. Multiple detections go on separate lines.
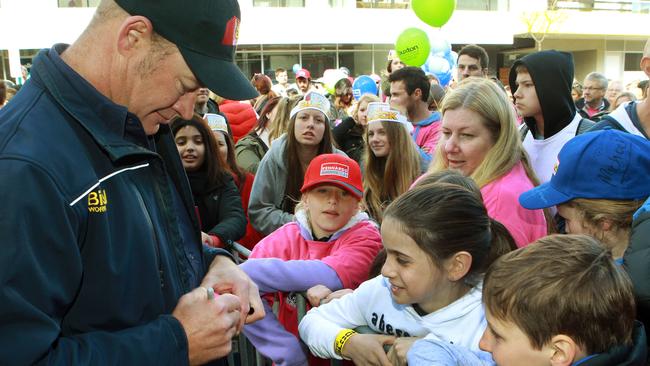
88, 189, 108, 213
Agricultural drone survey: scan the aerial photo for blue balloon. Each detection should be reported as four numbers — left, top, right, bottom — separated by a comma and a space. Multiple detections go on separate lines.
437, 70, 453, 87
446, 51, 458, 67
428, 34, 451, 57
422, 55, 453, 87
292, 63, 301, 74
352, 75, 378, 100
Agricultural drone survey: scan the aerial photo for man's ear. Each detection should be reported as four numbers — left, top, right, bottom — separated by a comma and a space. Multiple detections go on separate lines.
641, 56, 650, 78
549, 335, 581, 366
413, 88, 422, 100
445, 251, 472, 282
482, 68, 489, 77
116, 16, 154, 56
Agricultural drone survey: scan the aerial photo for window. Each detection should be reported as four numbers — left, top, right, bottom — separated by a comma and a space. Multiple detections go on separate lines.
457, 0, 503, 10
301, 45, 337, 78
253, 0, 305, 7
356, 0, 409, 9
59, 0, 100, 7
624, 53, 642, 71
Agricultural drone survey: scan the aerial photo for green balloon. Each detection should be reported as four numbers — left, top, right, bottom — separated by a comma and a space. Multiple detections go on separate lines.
412, 0, 456, 28
395, 28, 430, 67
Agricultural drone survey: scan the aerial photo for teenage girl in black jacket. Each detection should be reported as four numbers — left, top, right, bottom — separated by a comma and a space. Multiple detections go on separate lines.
172, 114, 246, 247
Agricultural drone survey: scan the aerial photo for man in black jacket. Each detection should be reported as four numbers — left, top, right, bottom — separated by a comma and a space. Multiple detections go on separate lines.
0, 0, 263, 365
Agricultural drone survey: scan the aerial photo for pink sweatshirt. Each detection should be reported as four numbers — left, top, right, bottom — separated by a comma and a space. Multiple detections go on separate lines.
249, 214, 382, 336
412, 111, 441, 154
480, 162, 547, 247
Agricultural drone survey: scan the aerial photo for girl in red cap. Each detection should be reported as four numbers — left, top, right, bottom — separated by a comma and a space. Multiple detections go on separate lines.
241, 154, 382, 366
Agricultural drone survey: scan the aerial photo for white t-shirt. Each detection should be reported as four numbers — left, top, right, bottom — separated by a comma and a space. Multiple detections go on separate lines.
522, 113, 581, 184
608, 101, 645, 138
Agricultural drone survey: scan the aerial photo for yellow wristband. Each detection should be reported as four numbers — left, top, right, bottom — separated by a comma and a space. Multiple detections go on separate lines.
334, 328, 357, 356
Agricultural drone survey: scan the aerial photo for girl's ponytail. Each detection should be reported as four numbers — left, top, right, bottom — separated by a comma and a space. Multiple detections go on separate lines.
478, 218, 517, 273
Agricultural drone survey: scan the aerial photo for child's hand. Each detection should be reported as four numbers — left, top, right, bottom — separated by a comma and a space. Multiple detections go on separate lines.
386, 337, 421, 366
306, 285, 332, 307
321, 288, 354, 305
341, 334, 395, 366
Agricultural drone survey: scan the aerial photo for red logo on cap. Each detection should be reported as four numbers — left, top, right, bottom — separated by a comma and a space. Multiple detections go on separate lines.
222, 16, 240, 46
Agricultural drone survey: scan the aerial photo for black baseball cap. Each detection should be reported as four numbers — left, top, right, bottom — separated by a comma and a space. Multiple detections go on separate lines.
115, 0, 258, 101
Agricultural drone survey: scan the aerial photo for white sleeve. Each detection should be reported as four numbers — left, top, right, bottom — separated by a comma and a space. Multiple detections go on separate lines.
298, 276, 381, 359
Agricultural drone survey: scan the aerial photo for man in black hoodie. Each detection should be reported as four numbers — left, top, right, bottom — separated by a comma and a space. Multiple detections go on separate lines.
509, 50, 594, 185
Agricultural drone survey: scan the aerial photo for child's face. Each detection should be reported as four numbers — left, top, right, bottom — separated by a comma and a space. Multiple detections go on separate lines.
380, 217, 449, 314
513, 71, 542, 119
214, 131, 229, 163
367, 122, 391, 158
175, 125, 206, 172
557, 204, 590, 236
480, 310, 551, 366
303, 185, 359, 239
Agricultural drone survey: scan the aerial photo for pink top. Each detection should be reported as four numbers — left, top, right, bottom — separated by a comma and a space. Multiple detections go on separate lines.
250, 218, 382, 336
480, 162, 547, 248
412, 112, 441, 154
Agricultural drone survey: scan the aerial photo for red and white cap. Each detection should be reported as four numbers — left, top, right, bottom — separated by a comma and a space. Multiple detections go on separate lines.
301, 154, 363, 199
296, 68, 311, 80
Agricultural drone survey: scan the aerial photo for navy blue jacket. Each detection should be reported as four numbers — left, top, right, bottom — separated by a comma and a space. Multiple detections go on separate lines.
0, 45, 231, 365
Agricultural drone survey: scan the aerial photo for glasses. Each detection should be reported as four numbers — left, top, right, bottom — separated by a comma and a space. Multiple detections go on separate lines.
583, 86, 604, 91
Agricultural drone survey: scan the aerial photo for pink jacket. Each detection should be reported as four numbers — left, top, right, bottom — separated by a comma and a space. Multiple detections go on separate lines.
481, 162, 547, 247
249, 213, 382, 335
412, 111, 441, 154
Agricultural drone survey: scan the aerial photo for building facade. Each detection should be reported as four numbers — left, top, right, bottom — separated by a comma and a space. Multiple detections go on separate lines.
0, 0, 649, 86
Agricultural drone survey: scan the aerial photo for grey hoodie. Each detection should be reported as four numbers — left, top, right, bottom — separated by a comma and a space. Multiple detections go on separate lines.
248, 134, 347, 235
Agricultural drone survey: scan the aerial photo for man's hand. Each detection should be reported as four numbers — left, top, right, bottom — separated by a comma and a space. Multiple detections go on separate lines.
172, 287, 241, 365
341, 334, 395, 366
201, 255, 265, 329
386, 337, 420, 366
306, 284, 332, 307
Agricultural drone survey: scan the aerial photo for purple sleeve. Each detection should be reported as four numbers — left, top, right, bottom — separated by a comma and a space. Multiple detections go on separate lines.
240, 258, 343, 294
243, 301, 308, 366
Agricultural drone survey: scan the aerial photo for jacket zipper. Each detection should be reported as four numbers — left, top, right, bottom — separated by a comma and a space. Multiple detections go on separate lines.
133, 186, 164, 289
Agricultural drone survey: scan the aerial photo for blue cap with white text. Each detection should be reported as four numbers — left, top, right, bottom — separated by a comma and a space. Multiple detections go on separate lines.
519, 130, 650, 210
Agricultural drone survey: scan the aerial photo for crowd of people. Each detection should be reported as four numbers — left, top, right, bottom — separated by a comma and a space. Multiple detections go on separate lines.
2, 0, 650, 365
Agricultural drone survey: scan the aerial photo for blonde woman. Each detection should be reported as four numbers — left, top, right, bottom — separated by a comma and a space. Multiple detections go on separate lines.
332, 93, 381, 163
428, 77, 546, 247
363, 103, 420, 223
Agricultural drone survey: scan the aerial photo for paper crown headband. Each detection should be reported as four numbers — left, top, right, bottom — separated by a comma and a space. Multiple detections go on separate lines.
289, 91, 331, 121
366, 102, 413, 133
204, 113, 229, 134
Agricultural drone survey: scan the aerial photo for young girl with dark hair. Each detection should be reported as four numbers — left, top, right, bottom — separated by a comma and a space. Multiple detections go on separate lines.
171, 114, 246, 247
299, 183, 514, 365
206, 113, 264, 249
248, 91, 346, 236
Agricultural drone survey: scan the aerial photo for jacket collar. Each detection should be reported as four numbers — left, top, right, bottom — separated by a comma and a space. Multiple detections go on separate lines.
30, 44, 156, 162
